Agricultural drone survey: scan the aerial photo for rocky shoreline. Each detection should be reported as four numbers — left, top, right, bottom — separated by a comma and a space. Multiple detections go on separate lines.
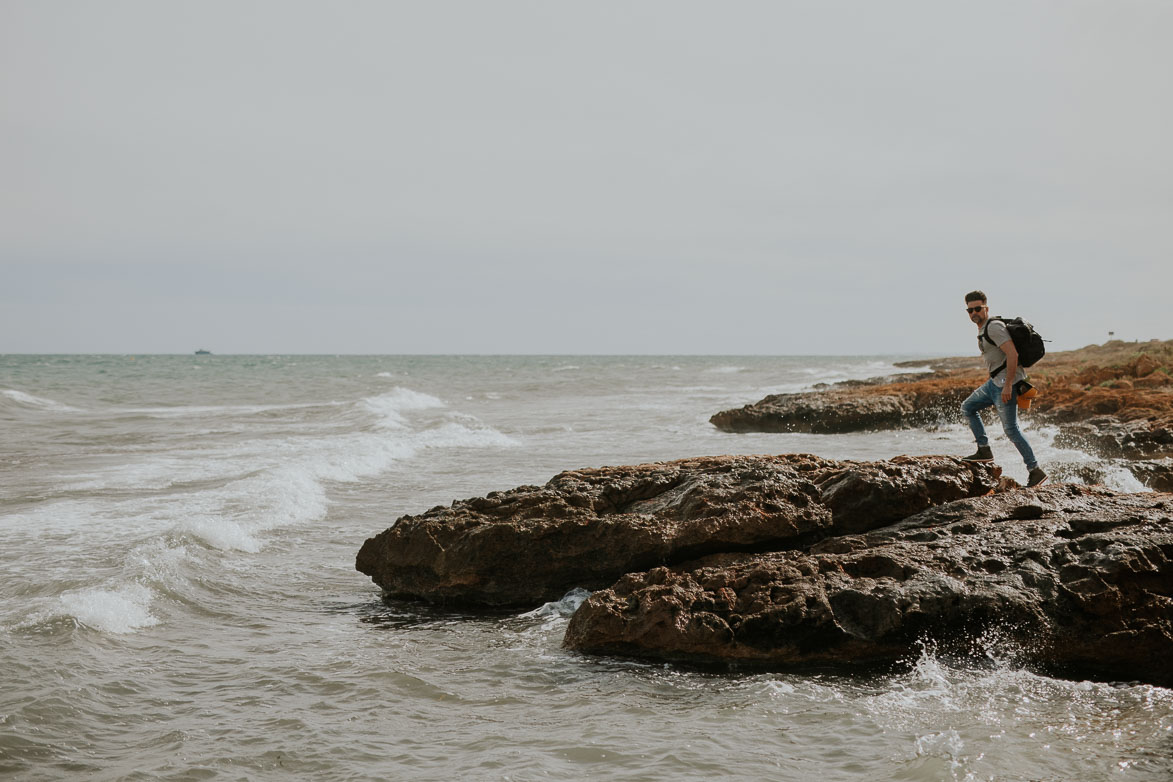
356, 340, 1173, 687
357, 452, 1173, 687
711, 339, 1173, 490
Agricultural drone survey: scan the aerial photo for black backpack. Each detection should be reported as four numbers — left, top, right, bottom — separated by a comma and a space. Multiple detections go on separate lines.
981, 316, 1046, 377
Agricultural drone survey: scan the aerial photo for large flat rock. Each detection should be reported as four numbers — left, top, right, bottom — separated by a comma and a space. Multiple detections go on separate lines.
709, 383, 972, 434
356, 454, 999, 607
563, 485, 1173, 687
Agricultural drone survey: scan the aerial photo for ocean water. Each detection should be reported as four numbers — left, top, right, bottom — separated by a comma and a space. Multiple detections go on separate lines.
0, 354, 1167, 781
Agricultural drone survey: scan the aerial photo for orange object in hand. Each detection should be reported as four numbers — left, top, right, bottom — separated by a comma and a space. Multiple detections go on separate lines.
1016, 381, 1038, 410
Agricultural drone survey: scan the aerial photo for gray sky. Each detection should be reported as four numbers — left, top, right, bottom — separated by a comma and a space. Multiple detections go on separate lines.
2, 1, 1170, 354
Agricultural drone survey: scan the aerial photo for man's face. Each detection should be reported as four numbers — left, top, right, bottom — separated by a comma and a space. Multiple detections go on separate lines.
966, 300, 987, 326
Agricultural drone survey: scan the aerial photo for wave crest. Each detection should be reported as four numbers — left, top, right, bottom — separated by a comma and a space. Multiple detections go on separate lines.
1, 389, 84, 413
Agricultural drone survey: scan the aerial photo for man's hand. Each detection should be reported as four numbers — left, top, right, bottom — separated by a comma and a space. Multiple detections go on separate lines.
1000, 339, 1019, 404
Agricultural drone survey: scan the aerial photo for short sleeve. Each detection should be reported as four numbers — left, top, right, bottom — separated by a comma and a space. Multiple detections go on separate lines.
986, 320, 1011, 348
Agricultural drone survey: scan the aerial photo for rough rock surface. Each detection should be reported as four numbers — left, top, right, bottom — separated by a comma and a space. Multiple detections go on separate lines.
356, 454, 999, 607
1130, 459, 1173, 493
563, 485, 1173, 687
1052, 417, 1173, 460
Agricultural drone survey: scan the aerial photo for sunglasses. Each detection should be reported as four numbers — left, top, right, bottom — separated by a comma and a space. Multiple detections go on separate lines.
966, 306, 985, 314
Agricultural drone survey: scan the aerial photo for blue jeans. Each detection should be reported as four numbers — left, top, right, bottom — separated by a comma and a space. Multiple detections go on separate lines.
961, 378, 1038, 470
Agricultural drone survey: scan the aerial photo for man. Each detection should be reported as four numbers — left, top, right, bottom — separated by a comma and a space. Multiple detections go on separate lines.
960, 290, 1047, 487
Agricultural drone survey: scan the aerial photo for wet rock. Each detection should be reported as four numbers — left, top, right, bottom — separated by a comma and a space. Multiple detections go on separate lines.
1054, 419, 1173, 460
563, 485, 1173, 687
355, 454, 999, 607
1131, 459, 1173, 492
709, 382, 972, 434
709, 392, 916, 433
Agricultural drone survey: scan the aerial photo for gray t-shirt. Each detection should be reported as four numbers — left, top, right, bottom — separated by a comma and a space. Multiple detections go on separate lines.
979, 319, 1028, 386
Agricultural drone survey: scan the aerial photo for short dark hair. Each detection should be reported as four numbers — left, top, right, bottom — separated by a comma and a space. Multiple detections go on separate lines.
964, 290, 987, 304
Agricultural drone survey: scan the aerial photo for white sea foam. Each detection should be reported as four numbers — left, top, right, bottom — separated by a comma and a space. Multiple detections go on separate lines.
49, 391, 514, 557
57, 583, 159, 634
705, 366, 747, 374
117, 401, 338, 418
7, 384, 519, 641
0, 501, 105, 538
1023, 425, 1152, 492
0, 388, 84, 413
761, 679, 797, 697
127, 538, 192, 586
910, 729, 969, 779
914, 730, 966, 759
362, 387, 447, 429
60, 453, 250, 492
172, 441, 390, 552
1100, 467, 1150, 492
521, 588, 591, 620
517, 589, 592, 635
182, 517, 265, 552
411, 421, 519, 450
60, 393, 433, 494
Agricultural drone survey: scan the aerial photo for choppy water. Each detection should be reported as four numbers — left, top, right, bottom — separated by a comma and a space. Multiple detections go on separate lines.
1, 354, 1168, 781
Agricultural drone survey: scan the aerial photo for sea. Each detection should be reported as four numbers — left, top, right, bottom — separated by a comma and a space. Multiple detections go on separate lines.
1, 354, 1169, 781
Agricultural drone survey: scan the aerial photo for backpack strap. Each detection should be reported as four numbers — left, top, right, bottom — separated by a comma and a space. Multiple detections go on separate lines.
982, 318, 1006, 378
980, 317, 1002, 348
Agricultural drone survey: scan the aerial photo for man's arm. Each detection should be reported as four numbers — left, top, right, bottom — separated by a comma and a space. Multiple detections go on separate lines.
999, 338, 1019, 403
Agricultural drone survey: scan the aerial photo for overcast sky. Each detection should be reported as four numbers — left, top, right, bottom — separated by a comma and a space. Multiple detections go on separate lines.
2, 1, 1170, 354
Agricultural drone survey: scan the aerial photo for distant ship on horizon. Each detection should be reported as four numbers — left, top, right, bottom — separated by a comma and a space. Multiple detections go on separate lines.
195, 349, 212, 355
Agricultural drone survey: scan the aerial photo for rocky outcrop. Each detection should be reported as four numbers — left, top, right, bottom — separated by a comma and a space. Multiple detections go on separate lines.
563, 485, 1173, 687
709, 381, 973, 434
355, 454, 999, 607
1052, 417, 1173, 460
1131, 459, 1173, 493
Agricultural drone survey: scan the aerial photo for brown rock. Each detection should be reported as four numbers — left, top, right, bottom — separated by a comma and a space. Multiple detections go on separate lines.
709, 379, 976, 434
1131, 458, 1173, 492
1075, 367, 1123, 387
1054, 418, 1173, 460
563, 485, 1173, 687
1130, 354, 1161, 378
1136, 373, 1172, 388
355, 454, 999, 607
709, 392, 915, 433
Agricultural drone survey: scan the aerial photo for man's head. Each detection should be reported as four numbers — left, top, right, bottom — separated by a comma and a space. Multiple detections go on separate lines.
964, 290, 988, 327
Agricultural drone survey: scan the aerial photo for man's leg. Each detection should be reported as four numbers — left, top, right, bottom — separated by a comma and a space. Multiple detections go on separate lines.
992, 385, 1045, 484
961, 381, 995, 460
